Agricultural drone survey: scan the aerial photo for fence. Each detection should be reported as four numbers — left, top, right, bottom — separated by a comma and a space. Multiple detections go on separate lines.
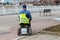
0, 5, 60, 15
0, 5, 21, 15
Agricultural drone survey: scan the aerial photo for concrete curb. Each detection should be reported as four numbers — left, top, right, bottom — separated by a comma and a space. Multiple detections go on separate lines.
0, 13, 18, 16
12, 30, 41, 40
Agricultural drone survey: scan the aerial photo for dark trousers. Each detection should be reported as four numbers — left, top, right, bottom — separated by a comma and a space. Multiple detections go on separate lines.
20, 21, 31, 28
20, 23, 31, 28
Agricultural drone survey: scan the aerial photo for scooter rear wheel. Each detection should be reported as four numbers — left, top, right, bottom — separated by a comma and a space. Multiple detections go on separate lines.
18, 28, 21, 36
28, 27, 32, 35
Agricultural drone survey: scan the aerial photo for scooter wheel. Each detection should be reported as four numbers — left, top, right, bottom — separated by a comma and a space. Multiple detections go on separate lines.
28, 28, 32, 35
18, 28, 21, 36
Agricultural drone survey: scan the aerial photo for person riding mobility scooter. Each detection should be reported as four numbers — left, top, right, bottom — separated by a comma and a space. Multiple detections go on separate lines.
18, 4, 32, 36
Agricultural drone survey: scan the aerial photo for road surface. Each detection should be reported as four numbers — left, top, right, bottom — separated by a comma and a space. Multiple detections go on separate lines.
0, 11, 60, 40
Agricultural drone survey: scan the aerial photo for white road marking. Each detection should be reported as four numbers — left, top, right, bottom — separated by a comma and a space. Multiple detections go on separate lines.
53, 18, 60, 21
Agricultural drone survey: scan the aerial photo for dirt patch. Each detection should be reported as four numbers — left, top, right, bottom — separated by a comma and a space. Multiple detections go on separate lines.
43, 24, 60, 32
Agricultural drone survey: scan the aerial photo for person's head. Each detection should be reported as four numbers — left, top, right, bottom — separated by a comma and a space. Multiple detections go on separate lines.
22, 4, 27, 10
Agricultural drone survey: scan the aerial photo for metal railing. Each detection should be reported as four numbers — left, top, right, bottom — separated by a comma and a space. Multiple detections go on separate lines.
0, 5, 60, 15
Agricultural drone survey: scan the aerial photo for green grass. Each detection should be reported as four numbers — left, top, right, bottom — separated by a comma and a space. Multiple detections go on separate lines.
43, 24, 60, 32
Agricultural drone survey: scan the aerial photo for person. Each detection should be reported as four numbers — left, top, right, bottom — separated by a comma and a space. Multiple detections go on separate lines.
18, 4, 32, 35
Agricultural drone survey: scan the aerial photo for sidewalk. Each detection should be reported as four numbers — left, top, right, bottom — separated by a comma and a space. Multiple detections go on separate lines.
13, 34, 60, 40
0, 11, 60, 40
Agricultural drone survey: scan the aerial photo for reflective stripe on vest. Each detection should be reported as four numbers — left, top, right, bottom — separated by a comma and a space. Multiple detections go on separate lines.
19, 14, 29, 24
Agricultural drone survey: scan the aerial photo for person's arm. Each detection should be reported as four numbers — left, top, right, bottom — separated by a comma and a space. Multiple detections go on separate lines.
28, 11, 32, 21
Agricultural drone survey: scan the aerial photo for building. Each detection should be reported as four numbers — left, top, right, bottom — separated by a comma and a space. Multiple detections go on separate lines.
0, 0, 60, 5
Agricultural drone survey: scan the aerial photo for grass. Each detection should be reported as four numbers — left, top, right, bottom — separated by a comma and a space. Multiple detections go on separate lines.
43, 24, 60, 32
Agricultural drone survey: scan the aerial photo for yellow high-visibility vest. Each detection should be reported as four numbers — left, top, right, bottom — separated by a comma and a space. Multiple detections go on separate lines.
19, 13, 29, 24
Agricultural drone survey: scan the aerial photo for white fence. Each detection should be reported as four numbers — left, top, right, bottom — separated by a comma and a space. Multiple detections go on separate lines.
0, 5, 20, 15
0, 5, 60, 15
27, 5, 60, 13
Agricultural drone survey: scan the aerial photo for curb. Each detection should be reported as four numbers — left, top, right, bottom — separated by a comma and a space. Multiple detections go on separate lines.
0, 13, 18, 16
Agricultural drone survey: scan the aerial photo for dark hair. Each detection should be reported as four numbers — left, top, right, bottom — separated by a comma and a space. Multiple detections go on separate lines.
22, 4, 27, 8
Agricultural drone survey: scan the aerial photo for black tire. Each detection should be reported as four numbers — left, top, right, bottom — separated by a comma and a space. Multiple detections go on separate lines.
18, 28, 21, 36
28, 28, 32, 35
